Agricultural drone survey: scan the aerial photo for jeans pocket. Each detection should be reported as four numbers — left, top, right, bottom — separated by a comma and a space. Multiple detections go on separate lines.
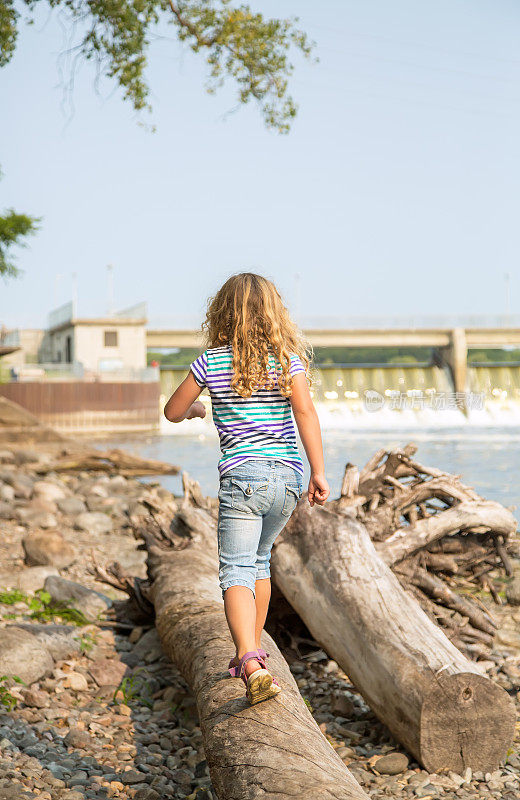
281, 484, 300, 517
218, 477, 232, 503
230, 478, 269, 514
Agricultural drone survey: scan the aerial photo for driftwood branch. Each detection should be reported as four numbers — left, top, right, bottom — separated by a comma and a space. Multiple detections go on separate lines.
35, 447, 180, 476
377, 499, 516, 566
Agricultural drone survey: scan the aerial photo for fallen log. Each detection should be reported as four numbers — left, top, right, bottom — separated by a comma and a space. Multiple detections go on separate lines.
35, 447, 179, 476
137, 475, 369, 800
270, 501, 516, 774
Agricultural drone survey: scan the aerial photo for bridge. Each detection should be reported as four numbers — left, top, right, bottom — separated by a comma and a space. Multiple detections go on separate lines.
146, 325, 520, 395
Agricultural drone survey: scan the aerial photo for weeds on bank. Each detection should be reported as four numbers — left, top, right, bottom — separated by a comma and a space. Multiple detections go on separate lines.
0, 588, 88, 626
303, 697, 313, 712
75, 631, 97, 654
0, 675, 24, 711
170, 703, 192, 724
113, 668, 154, 709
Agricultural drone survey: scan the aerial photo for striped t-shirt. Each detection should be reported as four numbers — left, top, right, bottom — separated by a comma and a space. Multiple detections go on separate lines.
190, 344, 305, 477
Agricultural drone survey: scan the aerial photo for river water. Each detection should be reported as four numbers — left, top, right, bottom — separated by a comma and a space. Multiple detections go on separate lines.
93, 408, 520, 516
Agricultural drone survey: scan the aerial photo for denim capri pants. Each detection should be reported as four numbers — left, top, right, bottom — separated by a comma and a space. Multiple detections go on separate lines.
217, 458, 304, 599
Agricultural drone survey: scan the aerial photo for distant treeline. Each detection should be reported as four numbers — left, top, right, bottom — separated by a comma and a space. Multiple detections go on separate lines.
148, 347, 520, 367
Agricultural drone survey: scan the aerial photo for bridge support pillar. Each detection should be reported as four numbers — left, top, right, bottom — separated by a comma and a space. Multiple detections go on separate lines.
438, 327, 468, 397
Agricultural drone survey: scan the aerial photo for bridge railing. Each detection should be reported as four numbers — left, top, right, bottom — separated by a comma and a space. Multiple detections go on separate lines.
147, 313, 520, 331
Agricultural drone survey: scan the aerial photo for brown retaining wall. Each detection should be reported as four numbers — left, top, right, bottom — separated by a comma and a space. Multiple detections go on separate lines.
0, 381, 160, 433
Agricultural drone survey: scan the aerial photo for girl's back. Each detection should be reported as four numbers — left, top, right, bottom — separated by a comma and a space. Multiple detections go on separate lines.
190, 343, 305, 477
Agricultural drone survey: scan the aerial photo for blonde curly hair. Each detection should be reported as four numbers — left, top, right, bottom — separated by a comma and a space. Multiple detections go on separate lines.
201, 272, 313, 398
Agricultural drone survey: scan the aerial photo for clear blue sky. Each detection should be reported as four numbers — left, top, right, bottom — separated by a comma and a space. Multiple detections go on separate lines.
1, 0, 519, 329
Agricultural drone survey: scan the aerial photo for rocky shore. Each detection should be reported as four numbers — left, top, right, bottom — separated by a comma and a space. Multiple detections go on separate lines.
0, 444, 518, 800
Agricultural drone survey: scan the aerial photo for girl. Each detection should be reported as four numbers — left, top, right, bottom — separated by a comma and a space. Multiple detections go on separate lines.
164, 273, 329, 705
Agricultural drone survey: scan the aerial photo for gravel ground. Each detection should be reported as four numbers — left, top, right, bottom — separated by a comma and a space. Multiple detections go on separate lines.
0, 447, 518, 800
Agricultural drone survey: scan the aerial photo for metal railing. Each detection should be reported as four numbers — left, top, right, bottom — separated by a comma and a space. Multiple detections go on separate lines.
9, 363, 159, 383
147, 313, 520, 331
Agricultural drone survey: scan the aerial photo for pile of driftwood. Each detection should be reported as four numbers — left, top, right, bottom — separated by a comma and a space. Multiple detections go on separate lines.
330, 443, 519, 659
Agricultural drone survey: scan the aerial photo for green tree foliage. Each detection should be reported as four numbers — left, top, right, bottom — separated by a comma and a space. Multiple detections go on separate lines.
312, 346, 434, 365
1, 0, 314, 132
0, 170, 40, 278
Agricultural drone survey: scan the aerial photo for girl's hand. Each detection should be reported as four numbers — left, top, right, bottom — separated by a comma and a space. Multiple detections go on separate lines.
308, 473, 330, 507
185, 400, 206, 420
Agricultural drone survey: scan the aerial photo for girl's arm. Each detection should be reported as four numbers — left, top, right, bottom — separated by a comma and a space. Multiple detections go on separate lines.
289, 372, 330, 506
164, 372, 207, 423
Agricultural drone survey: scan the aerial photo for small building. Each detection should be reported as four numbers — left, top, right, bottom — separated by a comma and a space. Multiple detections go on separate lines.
0, 329, 44, 369
0, 301, 159, 433
43, 301, 147, 375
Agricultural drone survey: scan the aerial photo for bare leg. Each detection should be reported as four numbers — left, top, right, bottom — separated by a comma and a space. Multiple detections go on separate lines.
223, 585, 261, 677
254, 577, 271, 649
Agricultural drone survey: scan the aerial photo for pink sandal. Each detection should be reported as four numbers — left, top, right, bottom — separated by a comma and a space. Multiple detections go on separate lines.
229, 650, 281, 704
228, 648, 280, 688
228, 648, 269, 676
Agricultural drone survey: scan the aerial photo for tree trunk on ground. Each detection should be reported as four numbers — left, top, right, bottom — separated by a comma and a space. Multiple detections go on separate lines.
270, 501, 516, 774
35, 447, 180, 476
139, 476, 369, 800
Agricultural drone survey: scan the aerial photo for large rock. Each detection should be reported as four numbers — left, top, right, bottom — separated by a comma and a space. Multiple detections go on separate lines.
0, 787, 36, 799
89, 483, 109, 498
57, 496, 87, 516
16, 566, 59, 594
17, 507, 57, 528
14, 623, 81, 660
0, 471, 34, 498
63, 727, 93, 750
13, 449, 40, 465
33, 480, 67, 502
21, 687, 51, 708
0, 501, 14, 520
0, 483, 15, 502
86, 495, 127, 515
506, 577, 520, 606
88, 658, 128, 687
331, 691, 356, 717
63, 671, 89, 691
75, 511, 113, 535
107, 475, 129, 492
44, 575, 112, 621
0, 627, 54, 684
131, 628, 164, 663
373, 752, 409, 775
22, 530, 76, 568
